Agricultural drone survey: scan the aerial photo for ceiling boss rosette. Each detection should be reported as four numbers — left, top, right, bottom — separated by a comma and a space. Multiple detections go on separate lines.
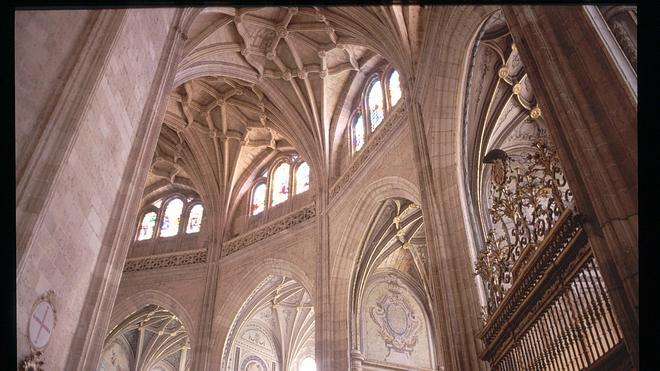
369, 277, 421, 358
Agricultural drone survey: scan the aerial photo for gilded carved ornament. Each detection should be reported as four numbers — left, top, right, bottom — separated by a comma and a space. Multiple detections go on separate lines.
475, 139, 573, 319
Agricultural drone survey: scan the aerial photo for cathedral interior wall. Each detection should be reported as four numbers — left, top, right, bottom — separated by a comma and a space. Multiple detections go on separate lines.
14, 10, 95, 177
16, 9, 178, 369
15, 6, 638, 371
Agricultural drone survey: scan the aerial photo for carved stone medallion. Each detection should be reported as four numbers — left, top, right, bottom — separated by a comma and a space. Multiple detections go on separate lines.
28, 291, 56, 351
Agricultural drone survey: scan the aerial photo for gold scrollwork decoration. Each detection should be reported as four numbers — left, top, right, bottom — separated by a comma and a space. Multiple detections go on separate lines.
476, 139, 573, 318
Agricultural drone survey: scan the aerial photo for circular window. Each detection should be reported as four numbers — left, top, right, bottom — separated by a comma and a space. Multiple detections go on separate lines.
300, 357, 316, 371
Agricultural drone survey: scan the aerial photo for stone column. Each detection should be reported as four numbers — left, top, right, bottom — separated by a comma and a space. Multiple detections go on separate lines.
350, 349, 364, 371
179, 344, 189, 371
315, 176, 334, 371
502, 6, 638, 368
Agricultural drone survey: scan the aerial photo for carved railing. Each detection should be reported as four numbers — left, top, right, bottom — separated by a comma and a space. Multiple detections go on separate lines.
123, 248, 207, 272
221, 203, 316, 257
475, 140, 627, 369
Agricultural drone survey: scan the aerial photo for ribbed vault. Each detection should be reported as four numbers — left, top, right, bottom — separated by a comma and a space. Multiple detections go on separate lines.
221, 275, 315, 371
139, 6, 426, 242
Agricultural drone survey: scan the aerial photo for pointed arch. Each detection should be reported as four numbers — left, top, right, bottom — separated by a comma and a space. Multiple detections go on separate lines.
211, 258, 315, 371
109, 289, 197, 353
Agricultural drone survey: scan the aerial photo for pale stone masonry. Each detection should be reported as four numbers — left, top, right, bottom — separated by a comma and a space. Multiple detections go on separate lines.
16, 6, 637, 371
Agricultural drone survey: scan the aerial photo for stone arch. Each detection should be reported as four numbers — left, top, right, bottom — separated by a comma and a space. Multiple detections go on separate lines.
359, 269, 438, 369
327, 176, 421, 370
331, 176, 420, 277
172, 63, 323, 194
209, 257, 315, 371
410, 6, 503, 370
344, 192, 438, 369
109, 289, 197, 355
455, 8, 514, 305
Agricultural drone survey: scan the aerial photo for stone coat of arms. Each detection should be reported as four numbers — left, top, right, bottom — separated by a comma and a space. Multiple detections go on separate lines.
369, 277, 421, 357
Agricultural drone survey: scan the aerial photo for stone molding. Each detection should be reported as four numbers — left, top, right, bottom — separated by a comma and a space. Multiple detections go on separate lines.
123, 248, 207, 273
221, 203, 316, 257
329, 104, 407, 201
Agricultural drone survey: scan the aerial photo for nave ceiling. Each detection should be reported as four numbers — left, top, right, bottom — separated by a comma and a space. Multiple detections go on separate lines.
143, 6, 425, 234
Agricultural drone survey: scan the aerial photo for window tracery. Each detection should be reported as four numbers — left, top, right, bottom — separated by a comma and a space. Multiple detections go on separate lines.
248, 154, 310, 217
135, 194, 204, 241
349, 67, 402, 154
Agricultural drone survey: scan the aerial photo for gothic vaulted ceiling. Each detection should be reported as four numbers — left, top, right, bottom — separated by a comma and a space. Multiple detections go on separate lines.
144, 6, 424, 234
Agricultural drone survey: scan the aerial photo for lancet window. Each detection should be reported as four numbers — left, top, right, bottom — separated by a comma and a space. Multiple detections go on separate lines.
186, 204, 204, 234
349, 67, 402, 154
251, 183, 267, 216
137, 212, 157, 241
271, 162, 291, 207
250, 153, 310, 216
135, 195, 204, 241
352, 113, 365, 152
367, 80, 384, 130
295, 161, 310, 195
160, 198, 184, 237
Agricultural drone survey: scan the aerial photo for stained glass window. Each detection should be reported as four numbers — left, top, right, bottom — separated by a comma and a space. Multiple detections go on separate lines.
160, 198, 183, 237
389, 70, 401, 106
353, 113, 365, 151
251, 183, 267, 215
295, 162, 310, 194
271, 162, 290, 206
368, 80, 384, 131
186, 204, 204, 234
138, 211, 157, 241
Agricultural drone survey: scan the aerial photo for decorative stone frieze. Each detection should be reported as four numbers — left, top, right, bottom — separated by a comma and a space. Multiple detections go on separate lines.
330, 105, 406, 201
221, 203, 316, 257
123, 248, 207, 273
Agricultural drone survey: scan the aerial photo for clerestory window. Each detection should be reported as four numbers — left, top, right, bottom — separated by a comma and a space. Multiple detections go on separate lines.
350, 67, 402, 154
135, 195, 204, 241
250, 154, 311, 216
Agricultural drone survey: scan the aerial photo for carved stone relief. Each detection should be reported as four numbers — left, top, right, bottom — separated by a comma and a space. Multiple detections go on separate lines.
123, 249, 207, 273
363, 274, 432, 369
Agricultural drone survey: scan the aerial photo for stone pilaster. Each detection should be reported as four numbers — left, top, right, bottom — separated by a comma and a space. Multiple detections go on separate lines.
502, 6, 638, 368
